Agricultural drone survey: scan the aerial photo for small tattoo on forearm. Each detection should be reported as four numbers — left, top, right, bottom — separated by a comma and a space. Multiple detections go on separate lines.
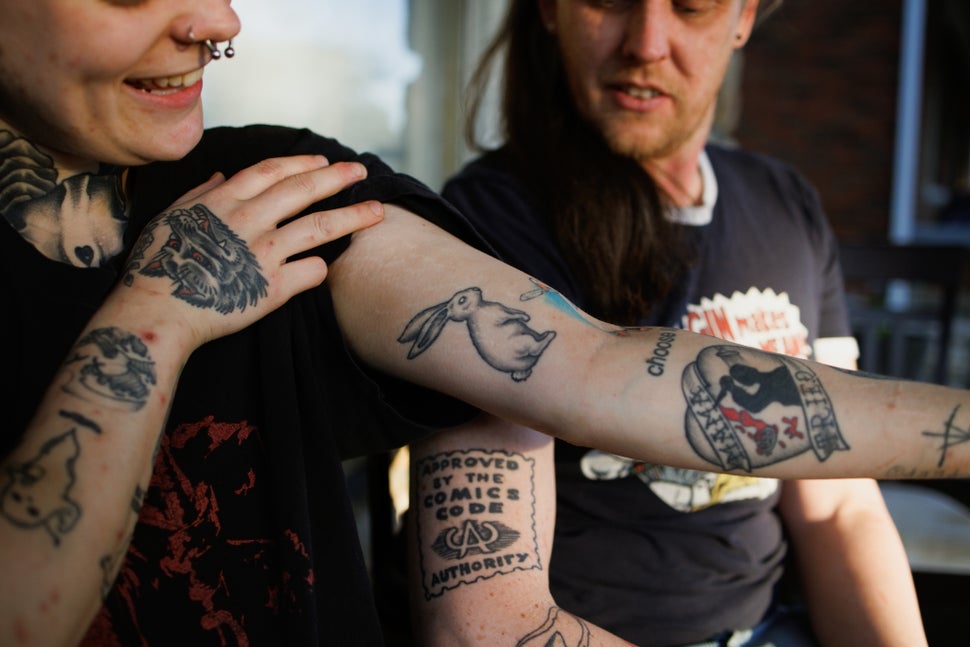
922, 405, 969, 467
517, 607, 591, 647
62, 327, 156, 411
518, 278, 650, 337
98, 482, 146, 600
646, 330, 678, 377
682, 345, 848, 472
1, 410, 101, 545
414, 449, 539, 599
128, 203, 268, 314
399, 287, 556, 381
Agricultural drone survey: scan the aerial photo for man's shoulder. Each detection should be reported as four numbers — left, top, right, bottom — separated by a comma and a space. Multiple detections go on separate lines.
706, 142, 817, 201
442, 147, 541, 220
706, 142, 801, 179
445, 147, 523, 190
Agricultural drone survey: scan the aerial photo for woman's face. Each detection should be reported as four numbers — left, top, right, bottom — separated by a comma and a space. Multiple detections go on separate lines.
0, 0, 240, 167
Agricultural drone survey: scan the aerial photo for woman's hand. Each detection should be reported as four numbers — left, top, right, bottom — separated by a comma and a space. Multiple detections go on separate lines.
116, 154, 383, 348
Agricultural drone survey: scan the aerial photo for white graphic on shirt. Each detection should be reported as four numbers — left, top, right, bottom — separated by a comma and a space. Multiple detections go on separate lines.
579, 451, 778, 513
681, 288, 811, 359
578, 288, 808, 512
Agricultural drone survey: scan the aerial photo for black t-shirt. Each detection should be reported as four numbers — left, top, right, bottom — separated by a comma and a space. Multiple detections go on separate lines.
442, 144, 850, 646
2, 125, 482, 646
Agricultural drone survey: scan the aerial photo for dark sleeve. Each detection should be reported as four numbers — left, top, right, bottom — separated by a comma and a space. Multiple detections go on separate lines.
442, 153, 586, 306
138, 126, 494, 456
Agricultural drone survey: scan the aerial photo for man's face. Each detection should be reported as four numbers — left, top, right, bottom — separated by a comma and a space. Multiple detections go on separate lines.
539, 0, 759, 163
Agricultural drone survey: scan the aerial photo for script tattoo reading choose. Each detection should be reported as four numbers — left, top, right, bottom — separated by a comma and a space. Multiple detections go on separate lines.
682, 345, 848, 472
399, 287, 555, 381
415, 449, 539, 599
124, 203, 268, 314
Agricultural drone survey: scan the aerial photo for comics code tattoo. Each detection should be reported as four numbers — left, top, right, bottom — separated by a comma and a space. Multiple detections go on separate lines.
62, 327, 156, 411
517, 607, 591, 647
415, 449, 539, 599
1, 410, 102, 545
399, 287, 556, 381
682, 345, 848, 472
922, 405, 970, 468
129, 203, 268, 314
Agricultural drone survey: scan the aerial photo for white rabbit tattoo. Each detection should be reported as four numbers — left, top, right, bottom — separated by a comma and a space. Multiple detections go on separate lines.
398, 287, 556, 382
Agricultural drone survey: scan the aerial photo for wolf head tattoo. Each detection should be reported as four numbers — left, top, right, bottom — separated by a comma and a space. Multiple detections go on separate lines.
138, 204, 268, 314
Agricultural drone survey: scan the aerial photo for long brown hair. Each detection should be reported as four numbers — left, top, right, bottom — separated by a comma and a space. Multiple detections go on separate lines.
462, 0, 692, 325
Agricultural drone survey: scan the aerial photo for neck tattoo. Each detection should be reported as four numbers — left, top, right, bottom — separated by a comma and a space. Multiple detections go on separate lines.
0, 130, 128, 267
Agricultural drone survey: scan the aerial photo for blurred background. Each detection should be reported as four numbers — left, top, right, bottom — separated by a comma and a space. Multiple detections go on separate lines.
203, 1, 970, 643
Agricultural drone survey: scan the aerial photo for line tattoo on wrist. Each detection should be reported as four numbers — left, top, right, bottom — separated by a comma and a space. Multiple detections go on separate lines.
922, 405, 969, 468
124, 203, 268, 314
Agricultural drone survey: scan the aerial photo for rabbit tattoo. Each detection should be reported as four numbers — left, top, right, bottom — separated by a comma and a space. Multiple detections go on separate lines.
399, 287, 556, 381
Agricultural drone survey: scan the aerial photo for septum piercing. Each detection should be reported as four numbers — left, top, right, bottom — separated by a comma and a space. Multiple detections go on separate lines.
205, 39, 235, 59
186, 26, 234, 59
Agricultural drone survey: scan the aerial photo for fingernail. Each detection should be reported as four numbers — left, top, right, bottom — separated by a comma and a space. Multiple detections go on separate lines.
316, 155, 330, 167
353, 163, 366, 178
369, 201, 384, 216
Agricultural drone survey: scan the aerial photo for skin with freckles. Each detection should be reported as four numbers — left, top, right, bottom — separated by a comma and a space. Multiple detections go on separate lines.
0, 0, 239, 167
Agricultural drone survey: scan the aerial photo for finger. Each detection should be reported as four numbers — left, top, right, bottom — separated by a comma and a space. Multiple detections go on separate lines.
243, 161, 370, 229
276, 256, 331, 300
267, 200, 385, 261
174, 172, 226, 204
223, 155, 332, 200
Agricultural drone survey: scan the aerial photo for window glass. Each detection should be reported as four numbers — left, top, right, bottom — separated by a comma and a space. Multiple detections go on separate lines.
203, 0, 421, 170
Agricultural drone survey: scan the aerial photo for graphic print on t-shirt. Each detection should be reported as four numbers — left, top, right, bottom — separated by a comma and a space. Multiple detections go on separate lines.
578, 288, 813, 512
681, 287, 811, 359
81, 416, 313, 646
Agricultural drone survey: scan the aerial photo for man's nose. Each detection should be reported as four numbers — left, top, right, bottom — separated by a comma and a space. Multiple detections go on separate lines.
621, 1, 672, 63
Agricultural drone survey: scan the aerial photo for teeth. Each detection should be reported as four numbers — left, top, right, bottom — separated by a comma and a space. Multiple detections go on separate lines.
625, 86, 661, 100
131, 68, 203, 92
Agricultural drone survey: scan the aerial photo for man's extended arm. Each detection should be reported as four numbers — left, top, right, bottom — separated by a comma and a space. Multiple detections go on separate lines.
330, 206, 970, 481
780, 479, 928, 646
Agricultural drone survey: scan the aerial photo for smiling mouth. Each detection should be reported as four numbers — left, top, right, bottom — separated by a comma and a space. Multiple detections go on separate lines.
126, 68, 204, 94
620, 85, 663, 100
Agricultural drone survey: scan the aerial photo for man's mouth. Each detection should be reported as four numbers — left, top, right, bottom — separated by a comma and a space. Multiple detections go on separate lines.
126, 68, 204, 94
620, 85, 663, 100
